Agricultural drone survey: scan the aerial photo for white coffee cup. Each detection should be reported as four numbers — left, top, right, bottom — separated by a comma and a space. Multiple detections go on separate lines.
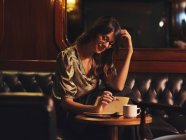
123, 104, 141, 118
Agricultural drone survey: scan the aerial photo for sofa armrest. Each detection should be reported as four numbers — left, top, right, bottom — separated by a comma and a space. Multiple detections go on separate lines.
130, 99, 185, 115
131, 99, 186, 138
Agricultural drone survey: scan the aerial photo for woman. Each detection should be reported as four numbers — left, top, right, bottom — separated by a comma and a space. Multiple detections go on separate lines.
53, 16, 133, 140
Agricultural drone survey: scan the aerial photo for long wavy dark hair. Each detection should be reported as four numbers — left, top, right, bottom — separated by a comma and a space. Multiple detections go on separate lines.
76, 16, 122, 78
76, 16, 121, 50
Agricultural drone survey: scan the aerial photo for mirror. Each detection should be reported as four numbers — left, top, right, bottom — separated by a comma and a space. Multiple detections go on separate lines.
66, 0, 186, 49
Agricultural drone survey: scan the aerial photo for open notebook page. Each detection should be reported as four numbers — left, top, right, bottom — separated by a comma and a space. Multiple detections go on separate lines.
94, 96, 129, 115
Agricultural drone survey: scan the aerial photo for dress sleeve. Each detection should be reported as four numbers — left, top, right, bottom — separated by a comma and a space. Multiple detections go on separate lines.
55, 51, 77, 99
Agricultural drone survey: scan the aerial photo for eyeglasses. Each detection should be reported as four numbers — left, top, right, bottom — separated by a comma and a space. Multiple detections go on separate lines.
102, 35, 114, 46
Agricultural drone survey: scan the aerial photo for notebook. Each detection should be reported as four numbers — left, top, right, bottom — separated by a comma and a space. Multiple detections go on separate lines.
94, 96, 129, 115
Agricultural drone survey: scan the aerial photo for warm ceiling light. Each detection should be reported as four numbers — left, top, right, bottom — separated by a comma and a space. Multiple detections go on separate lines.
67, 0, 76, 12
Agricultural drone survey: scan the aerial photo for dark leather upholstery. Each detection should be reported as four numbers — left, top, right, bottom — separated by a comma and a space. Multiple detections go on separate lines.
123, 73, 186, 107
0, 92, 57, 140
153, 134, 186, 140
121, 73, 186, 138
2, 71, 186, 105
0, 71, 186, 139
0, 71, 186, 105
0, 71, 54, 95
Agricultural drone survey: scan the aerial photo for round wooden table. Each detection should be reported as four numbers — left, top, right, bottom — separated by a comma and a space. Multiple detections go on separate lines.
75, 114, 152, 140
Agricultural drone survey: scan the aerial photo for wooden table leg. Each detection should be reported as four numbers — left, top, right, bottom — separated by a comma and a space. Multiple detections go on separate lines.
110, 126, 118, 140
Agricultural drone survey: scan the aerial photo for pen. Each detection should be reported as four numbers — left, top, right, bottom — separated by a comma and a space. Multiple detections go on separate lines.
110, 95, 119, 101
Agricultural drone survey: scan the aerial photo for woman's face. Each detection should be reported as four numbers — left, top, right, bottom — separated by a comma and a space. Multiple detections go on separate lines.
95, 31, 115, 54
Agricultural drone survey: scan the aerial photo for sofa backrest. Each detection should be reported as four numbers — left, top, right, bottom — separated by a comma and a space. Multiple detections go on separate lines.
0, 71, 55, 96
0, 92, 57, 140
1, 71, 186, 108
124, 73, 186, 107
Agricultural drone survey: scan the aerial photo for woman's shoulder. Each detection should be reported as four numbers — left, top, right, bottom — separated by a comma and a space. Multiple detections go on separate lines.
57, 45, 77, 60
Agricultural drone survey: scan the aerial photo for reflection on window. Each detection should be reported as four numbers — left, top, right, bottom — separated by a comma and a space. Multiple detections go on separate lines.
67, 0, 172, 48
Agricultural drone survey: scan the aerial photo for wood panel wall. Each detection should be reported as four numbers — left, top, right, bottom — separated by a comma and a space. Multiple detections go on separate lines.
0, 0, 59, 60
0, 0, 186, 74
0, 0, 62, 71
114, 48, 186, 73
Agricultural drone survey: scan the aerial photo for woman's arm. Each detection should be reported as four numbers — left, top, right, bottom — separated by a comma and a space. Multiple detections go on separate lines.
106, 29, 133, 91
60, 91, 115, 114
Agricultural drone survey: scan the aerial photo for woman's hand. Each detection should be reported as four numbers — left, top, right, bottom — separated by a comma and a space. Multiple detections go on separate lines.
120, 29, 133, 54
95, 91, 114, 113
174, 40, 186, 49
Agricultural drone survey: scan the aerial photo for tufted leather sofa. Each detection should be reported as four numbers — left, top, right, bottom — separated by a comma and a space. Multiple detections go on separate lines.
0, 71, 54, 96
0, 92, 57, 140
0, 71, 186, 139
120, 73, 186, 138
